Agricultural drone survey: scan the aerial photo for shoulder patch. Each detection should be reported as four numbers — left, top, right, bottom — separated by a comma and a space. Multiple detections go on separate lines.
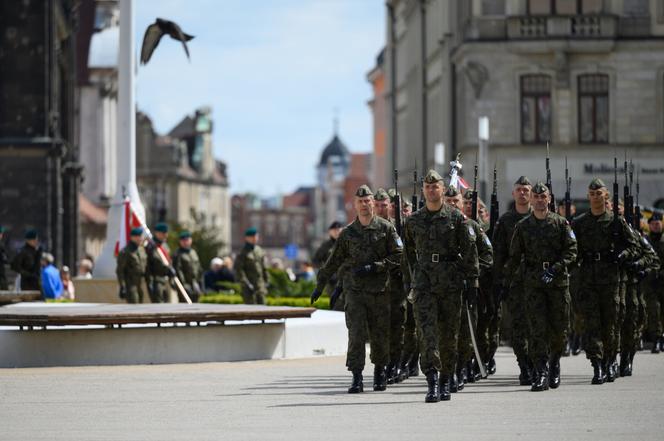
569, 229, 576, 240
396, 237, 403, 248
468, 225, 476, 238
483, 235, 492, 247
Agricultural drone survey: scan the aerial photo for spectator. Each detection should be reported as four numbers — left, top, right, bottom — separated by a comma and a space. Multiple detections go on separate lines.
75, 258, 93, 279
60, 265, 75, 301
218, 256, 236, 283
203, 257, 224, 293
41, 253, 63, 299
297, 261, 316, 282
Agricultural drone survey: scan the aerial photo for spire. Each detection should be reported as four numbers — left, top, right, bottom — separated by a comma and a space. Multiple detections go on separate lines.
333, 107, 339, 136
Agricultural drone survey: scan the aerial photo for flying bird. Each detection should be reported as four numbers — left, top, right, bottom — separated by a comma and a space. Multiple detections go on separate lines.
140, 18, 194, 65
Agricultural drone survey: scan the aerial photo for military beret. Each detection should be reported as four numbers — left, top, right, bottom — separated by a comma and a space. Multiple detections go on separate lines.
374, 188, 389, 201
244, 227, 257, 237
0, 225, 5, 233
649, 212, 663, 222
24, 229, 38, 240
355, 185, 373, 197
532, 182, 549, 195
514, 176, 532, 186
423, 169, 444, 183
179, 230, 192, 239
402, 200, 412, 207
463, 189, 474, 200
444, 186, 460, 197
588, 178, 606, 190
154, 222, 169, 233
328, 221, 343, 230
130, 227, 144, 236
386, 188, 396, 199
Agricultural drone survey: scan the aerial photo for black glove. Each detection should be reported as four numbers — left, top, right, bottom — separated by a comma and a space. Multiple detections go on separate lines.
541, 267, 556, 284
353, 263, 377, 276
118, 285, 127, 299
168, 267, 177, 278
330, 285, 343, 309
310, 287, 323, 305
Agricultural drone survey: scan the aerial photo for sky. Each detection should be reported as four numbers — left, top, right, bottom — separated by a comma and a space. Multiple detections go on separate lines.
134, 0, 385, 196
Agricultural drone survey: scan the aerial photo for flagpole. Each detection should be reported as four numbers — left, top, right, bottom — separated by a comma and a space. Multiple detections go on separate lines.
94, 0, 147, 278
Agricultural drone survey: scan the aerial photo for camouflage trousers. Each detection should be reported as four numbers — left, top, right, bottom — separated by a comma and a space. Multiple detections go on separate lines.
402, 301, 419, 365
578, 282, 619, 362
477, 285, 501, 362
345, 289, 390, 371
242, 288, 267, 305
125, 283, 145, 304
620, 283, 641, 353
149, 277, 170, 303
457, 301, 477, 366
524, 285, 570, 363
504, 282, 529, 361
646, 281, 664, 339
387, 277, 407, 363
415, 289, 462, 376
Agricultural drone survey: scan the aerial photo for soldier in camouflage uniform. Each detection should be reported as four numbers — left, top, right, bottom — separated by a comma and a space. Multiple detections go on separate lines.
403, 171, 479, 403
11, 229, 43, 292
116, 227, 148, 304
398, 198, 420, 380
0, 226, 8, 290
645, 213, 664, 353
234, 227, 269, 305
506, 182, 577, 391
312, 221, 344, 311
173, 231, 203, 303
492, 176, 534, 385
572, 178, 640, 384
311, 185, 402, 394
146, 222, 175, 303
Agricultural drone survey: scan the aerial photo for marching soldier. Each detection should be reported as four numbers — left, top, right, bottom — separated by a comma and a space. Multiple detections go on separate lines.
11, 229, 42, 292
234, 227, 269, 305
399, 198, 420, 381
403, 171, 479, 403
312, 221, 344, 311
311, 185, 403, 394
116, 227, 148, 304
645, 213, 664, 353
146, 222, 175, 303
506, 182, 577, 391
492, 176, 534, 385
572, 179, 640, 384
173, 231, 203, 303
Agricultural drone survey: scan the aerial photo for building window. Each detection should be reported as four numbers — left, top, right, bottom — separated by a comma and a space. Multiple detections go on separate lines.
527, 0, 602, 15
527, 0, 552, 15
482, 0, 505, 15
578, 74, 609, 143
624, 0, 649, 16
521, 75, 552, 144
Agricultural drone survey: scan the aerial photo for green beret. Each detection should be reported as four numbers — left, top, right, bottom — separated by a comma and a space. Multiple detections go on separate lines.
24, 229, 38, 240
154, 222, 168, 233
463, 189, 474, 200
355, 185, 373, 197
588, 178, 606, 190
423, 169, 443, 184
444, 186, 460, 197
179, 230, 192, 239
374, 188, 389, 201
514, 176, 532, 186
130, 227, 144, 236
244, 227, 257, 237
649, 212, 663, 222
532, 182, 549, 195
386, 188, 396, 199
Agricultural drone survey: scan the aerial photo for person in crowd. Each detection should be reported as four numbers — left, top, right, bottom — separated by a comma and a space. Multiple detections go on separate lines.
41, 253, 63, 300
60, 265, 75, 300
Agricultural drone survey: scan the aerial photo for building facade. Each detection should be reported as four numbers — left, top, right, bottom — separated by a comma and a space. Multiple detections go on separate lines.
367, 49, 389, 190
385, 0, 664, 209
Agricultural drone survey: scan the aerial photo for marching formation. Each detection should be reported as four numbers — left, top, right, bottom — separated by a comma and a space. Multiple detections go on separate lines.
311, 156, 663, 403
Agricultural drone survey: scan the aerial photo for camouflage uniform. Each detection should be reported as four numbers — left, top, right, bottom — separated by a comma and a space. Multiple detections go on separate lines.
313, 235, 342, 311
173, 247, 203, 303
234, 242, 269, 305
507, 201, 577, 389
403, 199, 479, 381
645, 230, 664, 346
146, 239, 173, 303
11, 243, 42, 291
315, 214, 402, 373
116, 242, 148, 304
572, 189, 640, 381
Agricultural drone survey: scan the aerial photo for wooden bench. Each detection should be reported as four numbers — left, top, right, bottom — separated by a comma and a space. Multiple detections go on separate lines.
0, 291, 42, 306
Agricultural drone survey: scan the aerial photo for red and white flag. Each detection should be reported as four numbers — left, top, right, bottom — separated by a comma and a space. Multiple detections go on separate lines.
114, 197, 143, 256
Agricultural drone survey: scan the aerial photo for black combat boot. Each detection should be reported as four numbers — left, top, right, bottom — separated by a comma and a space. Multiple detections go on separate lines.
397, 359, 410, 382
408, 358, 420, 377
449, 372, 459, 393
604, 358, 616, 383
457, 366, 466, 391
425, 370, 440, 403
571, 334, 582, 356
472, 358, 482, 381
531, 360, 549, 392
373, 365, 387, 391
624, 351, 634, 376
466, 360, 477, 383
563, 338, 571, 357
652, 337, 661, 354
619, 351, 631, 377
439, 375, 451, 401
591, 359, 605, 385
386, 362, 397, 385
348, 370, 363, 393
612, 357, 619, 380
487, 357, 497, 375
517, 357, 532, 386
548, 356, 561, 389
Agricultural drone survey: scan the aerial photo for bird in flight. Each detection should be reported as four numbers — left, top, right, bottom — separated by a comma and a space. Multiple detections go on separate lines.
140, 18, 194, 65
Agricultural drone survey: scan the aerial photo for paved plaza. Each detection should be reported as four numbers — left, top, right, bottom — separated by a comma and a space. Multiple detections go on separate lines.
1, 347, 663, 441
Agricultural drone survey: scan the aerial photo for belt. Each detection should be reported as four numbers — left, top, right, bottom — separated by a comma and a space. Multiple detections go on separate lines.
417, 253, 458, 263
583, 251, 614, 262
526, 261, 553, 270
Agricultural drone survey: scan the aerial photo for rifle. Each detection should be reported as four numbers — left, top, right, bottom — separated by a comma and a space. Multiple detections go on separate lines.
412, 169, 419, 210
635, 166, 642, 234
488, 165, 499, 238
471, 162, 479, 222
611, 157, 623, 264
393, 169, 403, 237
419, 177, 425, 209
564, 157, 572, 221
624, 157, 633, 226
546, 141, 556, 212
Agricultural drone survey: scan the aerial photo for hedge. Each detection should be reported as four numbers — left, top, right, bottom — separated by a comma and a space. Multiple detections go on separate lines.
200, 293, 330, 310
